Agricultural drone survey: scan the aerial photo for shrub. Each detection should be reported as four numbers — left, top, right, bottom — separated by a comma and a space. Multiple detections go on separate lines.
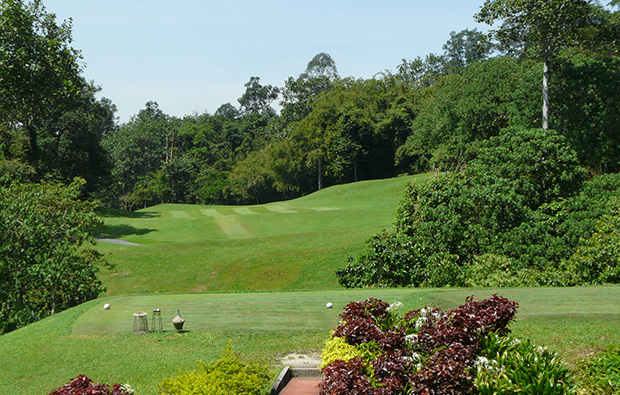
320, 295, 575, 395
475, 333, 575, 395
48, 375, 134, 395
158, 344, 270, 395
320, 336, 365, 368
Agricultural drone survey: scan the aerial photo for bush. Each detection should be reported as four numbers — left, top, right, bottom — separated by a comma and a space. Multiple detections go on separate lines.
320, 296, 575, 395
320, 335, 365, 368
48, 375, 135, 395
475, 333, 575, 395
159, 344, 270, 395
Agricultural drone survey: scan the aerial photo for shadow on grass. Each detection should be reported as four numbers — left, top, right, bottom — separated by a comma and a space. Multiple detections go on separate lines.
96, 207, 160, 219
94, 224, 156, 239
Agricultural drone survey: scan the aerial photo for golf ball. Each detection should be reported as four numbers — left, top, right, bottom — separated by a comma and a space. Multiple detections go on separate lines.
103, 303, 110, 310
326, 302, 333, 309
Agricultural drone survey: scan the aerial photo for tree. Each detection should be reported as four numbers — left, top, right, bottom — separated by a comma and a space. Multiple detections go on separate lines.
0, 0, 113, 190
475, 0, 612, 130
281, 52, 339, 123
0, 178, 108, 333
441, 29, 494, 74
399, 56, 540, 172
101, 102, 171, 208
237, 76, 279, 117
551, 54, 620, 172
338, 128, 585, 288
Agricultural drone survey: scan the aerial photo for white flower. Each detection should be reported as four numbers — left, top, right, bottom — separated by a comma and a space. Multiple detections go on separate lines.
474, 357, 499, 373
475, 356, 489, 366
411, 352, 422, 361
415, 316, 428, 329
390, 301, 403, 310
405, 334, 419, 345
510, 338, 521, 347
420, 307, 428, 317
121, 384, 136, 395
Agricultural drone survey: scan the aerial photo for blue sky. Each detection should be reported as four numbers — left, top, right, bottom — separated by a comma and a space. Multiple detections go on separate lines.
44, 1, 489, 123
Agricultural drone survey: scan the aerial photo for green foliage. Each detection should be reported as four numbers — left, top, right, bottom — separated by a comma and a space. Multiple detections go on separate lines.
553, 55, 620, 172
158, 344, 270, 395
319, 335, 365, 368
565, 198, 620, 285
280, 52, 338, 124
339, 128, 598, 288
0, 0, 113, 192
476, 333, 576, 395
0, 159, 35, 185
101, 102, 170, 208
400, 57, 540, 171
580, 348, 620, 394
0, 178, 108, 333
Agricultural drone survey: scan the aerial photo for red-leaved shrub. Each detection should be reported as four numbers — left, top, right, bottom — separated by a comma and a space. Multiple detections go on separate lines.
48, 375, 132, 395
320, 295, 519, 395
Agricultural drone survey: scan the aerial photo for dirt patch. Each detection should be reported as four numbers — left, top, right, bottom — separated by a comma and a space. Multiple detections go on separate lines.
96, 238, 140, 246
280, 352, 322, 368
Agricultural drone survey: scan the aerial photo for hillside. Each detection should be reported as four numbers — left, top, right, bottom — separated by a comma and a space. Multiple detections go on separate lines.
94, 174, 433, 295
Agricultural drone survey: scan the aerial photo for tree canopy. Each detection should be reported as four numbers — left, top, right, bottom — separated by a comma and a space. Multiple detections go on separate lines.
0, 178, 108, 333
0, 0, 114, 192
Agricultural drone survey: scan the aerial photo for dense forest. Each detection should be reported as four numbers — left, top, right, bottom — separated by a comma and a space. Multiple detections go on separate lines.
1, 0, 620, 330
2, 1, 618, 210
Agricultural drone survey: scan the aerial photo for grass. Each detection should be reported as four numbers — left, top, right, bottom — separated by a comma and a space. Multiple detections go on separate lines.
1, 287, 619, 394
93, 174, 432, 295
2, 175, 620, 394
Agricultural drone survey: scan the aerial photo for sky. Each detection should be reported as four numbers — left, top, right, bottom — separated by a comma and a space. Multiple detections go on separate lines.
44, 1, 490, 123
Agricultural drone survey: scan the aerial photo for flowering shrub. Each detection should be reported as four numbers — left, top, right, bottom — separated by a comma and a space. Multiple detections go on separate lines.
48, 375, 135, 395
475, 333, 575, 394
320, 295, 574, 395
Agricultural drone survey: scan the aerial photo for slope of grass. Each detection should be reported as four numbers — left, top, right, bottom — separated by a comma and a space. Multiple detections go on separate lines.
1, 287, 619, 395
94, 174, 432, 295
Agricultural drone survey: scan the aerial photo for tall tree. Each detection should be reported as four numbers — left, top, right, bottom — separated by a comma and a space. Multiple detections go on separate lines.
475, 0, 613, 130
0, 0, 113, 190
281, 52, 339, 124
441, 29, 494, 74
237, 76, 279, 117
101, 102, 170, 207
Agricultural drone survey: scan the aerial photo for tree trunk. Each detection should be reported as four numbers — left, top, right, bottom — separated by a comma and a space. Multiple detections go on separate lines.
542, 60, 550, 130
26, 123, 39, 169
317, 158, 323, 190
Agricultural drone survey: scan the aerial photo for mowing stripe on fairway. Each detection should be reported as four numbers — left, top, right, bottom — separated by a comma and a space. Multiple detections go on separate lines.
198, 208, 253, 238
200, 208, 225, 218
310, 207, 339, 212
265, 205, 298, 213
169, 210, 190, 218
232, 207, 258, 215
216, 217, 252, 239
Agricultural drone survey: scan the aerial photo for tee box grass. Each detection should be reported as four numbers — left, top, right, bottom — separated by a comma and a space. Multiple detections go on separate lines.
1, 287, 619, 395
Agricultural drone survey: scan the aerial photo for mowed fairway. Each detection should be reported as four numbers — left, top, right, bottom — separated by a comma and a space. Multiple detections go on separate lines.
94, 174, 433, 295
